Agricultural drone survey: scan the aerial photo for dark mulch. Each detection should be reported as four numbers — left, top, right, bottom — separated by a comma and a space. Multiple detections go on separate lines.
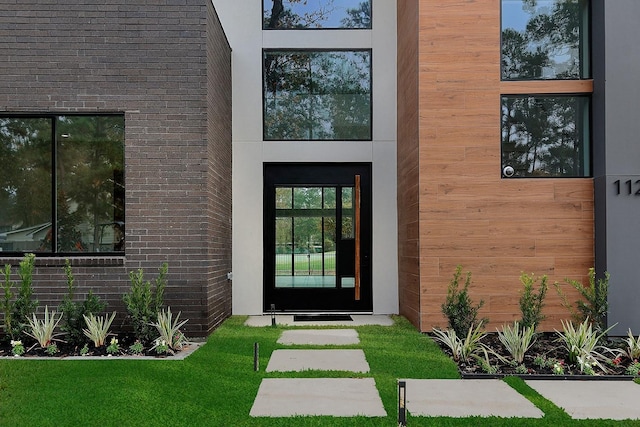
431, 332, 638, 378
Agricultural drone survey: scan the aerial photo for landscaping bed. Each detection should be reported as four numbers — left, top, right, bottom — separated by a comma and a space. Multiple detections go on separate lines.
0, 334, 199, 359
432, 331, 640, 379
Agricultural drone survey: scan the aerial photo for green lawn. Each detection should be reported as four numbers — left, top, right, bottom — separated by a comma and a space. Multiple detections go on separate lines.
0, 316, 638, 426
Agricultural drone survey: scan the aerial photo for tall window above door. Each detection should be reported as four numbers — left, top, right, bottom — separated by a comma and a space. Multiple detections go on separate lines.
263, 0, 372, 29
263, 49, 372, 141
501, 0, 590, 80
0, 115, 125, 254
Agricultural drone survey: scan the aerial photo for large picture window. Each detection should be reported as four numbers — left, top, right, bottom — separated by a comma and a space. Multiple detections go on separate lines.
263, 0, 371, 29
501, 96, 590, 177
263, 49, 372, 141
501, 0, 590, 80
0, 115, 125, 254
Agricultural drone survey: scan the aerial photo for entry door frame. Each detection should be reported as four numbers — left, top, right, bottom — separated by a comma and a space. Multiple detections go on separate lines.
263, 162, 373, 313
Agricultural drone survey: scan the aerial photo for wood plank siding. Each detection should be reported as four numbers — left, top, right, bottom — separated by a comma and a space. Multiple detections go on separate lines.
397, 0, 594, 332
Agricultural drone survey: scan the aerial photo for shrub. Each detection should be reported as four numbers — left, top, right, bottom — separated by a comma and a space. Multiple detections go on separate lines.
123, 263, 168, 344
10, 254, 38, 340
59, 259, 107, 347
518, 272, 548, 331
556, 268, 609, 334
441, 265, 487, 336
1, 264, 15, 341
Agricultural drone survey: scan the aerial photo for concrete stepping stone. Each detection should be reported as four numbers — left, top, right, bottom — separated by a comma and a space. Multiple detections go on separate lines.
277, 329, 360, 345
526, 380, 640, 420
403, 379, 543, 418
266, 349, 369, 372
250, 378, 386, 417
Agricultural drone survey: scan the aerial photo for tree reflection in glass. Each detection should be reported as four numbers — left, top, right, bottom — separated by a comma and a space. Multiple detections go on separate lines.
263, 0, 371, 29
501, 96, 590, 177
0, 115, 124, 253
263, 50, 371, 140
501, 0, 589, 80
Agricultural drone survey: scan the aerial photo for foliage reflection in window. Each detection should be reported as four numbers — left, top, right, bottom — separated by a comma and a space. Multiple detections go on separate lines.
0, 115, 125, 253
501, 96, 590, 177
263, 50, 372, 140
501, 0, 589, 80
263, 0, 371, 29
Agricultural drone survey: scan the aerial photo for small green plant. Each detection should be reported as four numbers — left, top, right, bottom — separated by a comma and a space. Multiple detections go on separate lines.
497, 322, 537, 364
431, 323, 487, 363
150, 307, 188, 354
80, 344, 89, 356
24, 306, 64, 349
45, 343, 58, 355
106, 337, 120, 355
515, 364, 528, 375
518, 272, 548, 331
82, 312, 116, 348
552, 360, 565, 375
533, 355, 559, 370
626, 360, 640, 376
123, 263, 168, 344
555, 318, 616, 374
556, 268, 609, 334
441, 265, 487, 337
129, 340, 144, 355
10, 339, 25, 356
59, 259, 107, 347
152, 339, 169, 355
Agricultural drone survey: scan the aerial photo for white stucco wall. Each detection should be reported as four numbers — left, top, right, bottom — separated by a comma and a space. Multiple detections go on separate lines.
213, 0, 398, 314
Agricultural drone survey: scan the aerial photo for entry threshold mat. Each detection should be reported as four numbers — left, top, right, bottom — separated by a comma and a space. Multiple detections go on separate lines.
293, 314, 352, 322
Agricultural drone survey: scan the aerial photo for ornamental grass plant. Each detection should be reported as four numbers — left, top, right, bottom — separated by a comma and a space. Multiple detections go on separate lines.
24, 305, 64, 350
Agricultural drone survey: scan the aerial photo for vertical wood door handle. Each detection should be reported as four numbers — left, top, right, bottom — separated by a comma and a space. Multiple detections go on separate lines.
354, 175, 361, 301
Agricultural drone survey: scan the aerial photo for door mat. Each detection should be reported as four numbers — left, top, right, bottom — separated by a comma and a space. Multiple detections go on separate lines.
293, 314, 353, 322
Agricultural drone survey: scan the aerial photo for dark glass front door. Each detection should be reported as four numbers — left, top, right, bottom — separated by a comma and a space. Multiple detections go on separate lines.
263, 163, 372, 312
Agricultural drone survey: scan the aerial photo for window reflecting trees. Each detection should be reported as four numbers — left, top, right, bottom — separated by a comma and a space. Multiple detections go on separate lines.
263, 0, 371, 29
0, 115, 124, 253
501, 0, 589, 80
263, 50, 372, 140
501, 96, 590, 177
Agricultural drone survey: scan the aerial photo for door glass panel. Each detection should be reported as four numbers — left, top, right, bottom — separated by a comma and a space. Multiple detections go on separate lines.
342, 187, 354, 239
275, 186, 336, 288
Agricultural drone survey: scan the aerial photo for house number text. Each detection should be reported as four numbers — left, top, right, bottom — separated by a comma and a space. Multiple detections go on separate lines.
614, 179, 640, 196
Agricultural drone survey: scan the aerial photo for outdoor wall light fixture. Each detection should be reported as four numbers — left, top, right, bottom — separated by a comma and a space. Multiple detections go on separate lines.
398, 380, 407, 426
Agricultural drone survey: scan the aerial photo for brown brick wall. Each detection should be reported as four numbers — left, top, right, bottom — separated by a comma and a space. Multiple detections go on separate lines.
0, 0, 232, 336
398, 0, 593, 332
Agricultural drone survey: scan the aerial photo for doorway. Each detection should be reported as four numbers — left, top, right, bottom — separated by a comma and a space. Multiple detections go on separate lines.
263, 163, 372, 312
